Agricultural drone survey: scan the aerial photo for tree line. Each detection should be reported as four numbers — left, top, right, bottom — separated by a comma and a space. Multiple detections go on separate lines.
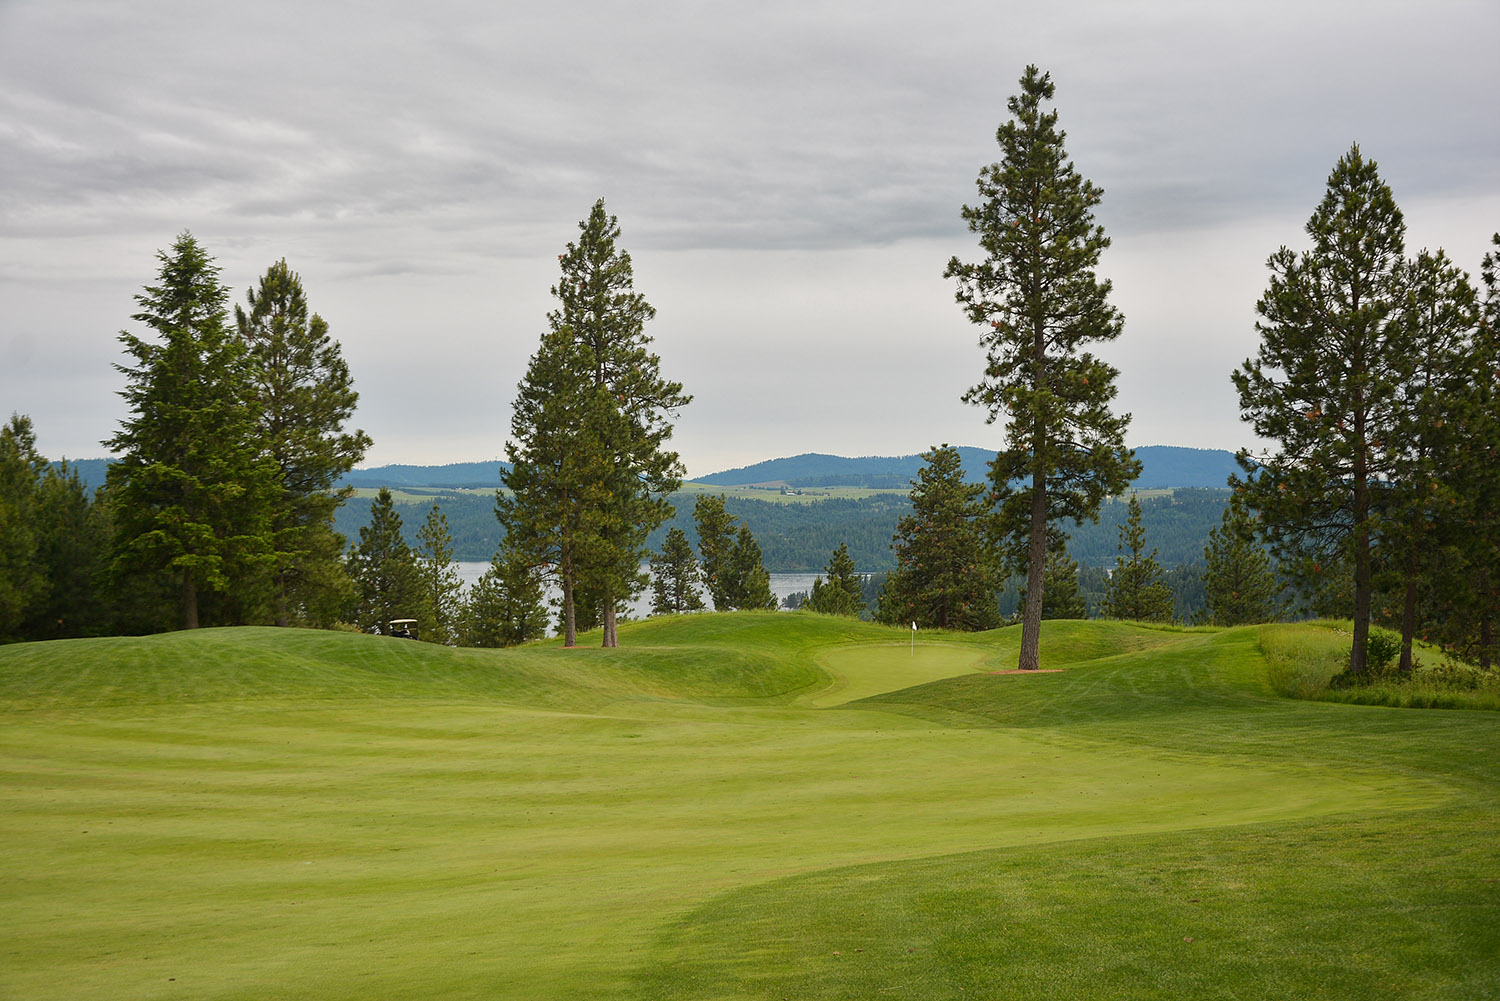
329, 485, 1232, 573
2, 241, 371, 639
902, 65, 1498, 678
4, 63, 1495, 677
761, 65, 1496, 685
762, 445, 1266, 630
0, 237, 531, 644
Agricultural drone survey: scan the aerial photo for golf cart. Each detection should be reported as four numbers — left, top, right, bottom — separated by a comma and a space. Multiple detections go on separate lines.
388, 618, 418, 640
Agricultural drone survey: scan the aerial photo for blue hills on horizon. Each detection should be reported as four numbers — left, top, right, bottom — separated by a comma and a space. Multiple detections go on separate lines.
328, 445, 1238, 491
56, 445, 1242, 493
691, 445, 1240, 491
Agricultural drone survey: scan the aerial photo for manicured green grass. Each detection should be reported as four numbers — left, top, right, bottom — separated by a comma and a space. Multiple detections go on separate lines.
2, 616, 1496, 999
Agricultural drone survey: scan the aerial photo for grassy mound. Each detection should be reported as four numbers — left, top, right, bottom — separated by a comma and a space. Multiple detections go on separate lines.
0, 617, 828, 714
2, 616, 1496, 1000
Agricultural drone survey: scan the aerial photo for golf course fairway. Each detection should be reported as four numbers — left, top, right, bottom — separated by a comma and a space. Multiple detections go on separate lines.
2, 614, 1496, 999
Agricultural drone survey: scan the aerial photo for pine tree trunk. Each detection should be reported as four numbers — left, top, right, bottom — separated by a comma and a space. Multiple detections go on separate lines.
1350, 392, 1371, 676
1477, 568, 1494, 671
602, 601, 618, 648
182, 570, 199, 630
275, 570, 290, 628
1398, 544, 1419, 674
562, 579, 577, 648
1351, 480, 1372, 677
1018, 475, 1047, 671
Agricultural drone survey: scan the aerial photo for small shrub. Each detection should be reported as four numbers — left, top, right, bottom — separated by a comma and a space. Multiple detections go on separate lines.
1328, 628, 1402, 687
1365, 628, 1401, 672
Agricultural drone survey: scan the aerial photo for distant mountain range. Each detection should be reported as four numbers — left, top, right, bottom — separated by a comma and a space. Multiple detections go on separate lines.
341, 461, 506, 489
58, 445, 1241, 494
694, 445, 1240, 491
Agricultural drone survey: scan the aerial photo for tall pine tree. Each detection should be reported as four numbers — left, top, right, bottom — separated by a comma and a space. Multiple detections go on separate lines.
1434, 233, 1500, 667
106, 233, 278, 629
946, 66, 1138, 670
1384, 249, 1478, 671
498, 327, 617, 647
1233, 145, 1413, 676
235, 259, 370, 627
500, 201, 690, 647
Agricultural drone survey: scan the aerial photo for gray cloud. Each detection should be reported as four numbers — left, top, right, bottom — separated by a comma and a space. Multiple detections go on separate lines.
2, 0, 1496, 473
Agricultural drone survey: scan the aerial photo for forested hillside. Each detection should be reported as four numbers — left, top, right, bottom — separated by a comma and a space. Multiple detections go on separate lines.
335, 486, 1231, 573
66, 454, 1232, 574
694, 449, 993, 488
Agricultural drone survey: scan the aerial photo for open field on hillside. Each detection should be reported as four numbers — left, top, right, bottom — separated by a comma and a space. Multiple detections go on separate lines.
347, 486, 495, 502
676, 482, 909, 503
2, 617, 1496, 999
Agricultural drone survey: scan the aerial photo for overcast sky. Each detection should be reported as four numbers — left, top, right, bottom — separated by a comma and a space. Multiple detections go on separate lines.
3, 1, 1497, 478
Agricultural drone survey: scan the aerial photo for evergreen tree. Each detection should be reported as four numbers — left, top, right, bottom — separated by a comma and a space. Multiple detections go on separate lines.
946, 66, 1138, 669
235, 259, 370, 627
1015, 539, 1086, 620
1233, 145, 1413, 675
498, 327, 616, 647
693, 493, 738, 611
804, 542, 863, 617
0, 418, 115, 642
650, 526, 705, 615
1436, 233, 1500, 667
0, 415, 47, 640
500, 201, 690, 648
106, 233, 278, 629
416, 504, 463, 645
687, 494, 776, 611
346, 487, 421, 635
726, 525, 778, 611
1202, 496, 1279, 626
464, 545, 547, 647
1384, 249, 1479, 670
877, 443, 1002, 630
25, 460, 112, 640
1164, 561, 1209, 624
1103, 496, 1173, 622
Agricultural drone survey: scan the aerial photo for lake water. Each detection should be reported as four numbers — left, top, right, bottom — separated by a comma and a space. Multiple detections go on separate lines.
455, 562, 823, 614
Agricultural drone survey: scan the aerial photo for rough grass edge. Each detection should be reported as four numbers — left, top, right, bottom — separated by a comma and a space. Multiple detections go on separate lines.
1258, 620, 1500, 711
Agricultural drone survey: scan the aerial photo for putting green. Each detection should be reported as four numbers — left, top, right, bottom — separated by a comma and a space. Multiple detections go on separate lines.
0, 618, 1487, 1000
803, 641, 996, 706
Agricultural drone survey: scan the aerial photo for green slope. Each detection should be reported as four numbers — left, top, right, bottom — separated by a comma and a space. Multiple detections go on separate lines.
1, 617, 1495, 1000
